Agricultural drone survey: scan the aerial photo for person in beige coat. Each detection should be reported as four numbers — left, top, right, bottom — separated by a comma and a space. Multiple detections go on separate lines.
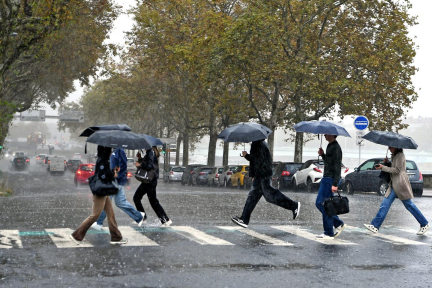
364, 147, 429, 235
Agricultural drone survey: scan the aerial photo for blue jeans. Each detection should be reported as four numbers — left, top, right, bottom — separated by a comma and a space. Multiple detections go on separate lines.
371, 188, 428, 229
97, 185, 143, 226
316, 177, 344, 236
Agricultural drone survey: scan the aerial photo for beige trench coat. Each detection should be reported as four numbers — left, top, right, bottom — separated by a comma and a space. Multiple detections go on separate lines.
382, 152, 413, 200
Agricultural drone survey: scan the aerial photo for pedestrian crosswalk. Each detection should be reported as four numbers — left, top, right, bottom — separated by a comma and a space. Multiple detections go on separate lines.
0, 225, 430, 249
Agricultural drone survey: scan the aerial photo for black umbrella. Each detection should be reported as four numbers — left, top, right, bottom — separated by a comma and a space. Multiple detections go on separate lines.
79, 124, 131, 137
218, 122, 273, 143
86, 130, 153, 150
218, 122, 272, 156
362, 130, 418, 149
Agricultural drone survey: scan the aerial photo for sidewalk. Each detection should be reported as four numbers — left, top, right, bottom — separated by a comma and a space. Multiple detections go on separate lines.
423, 189, 432, 197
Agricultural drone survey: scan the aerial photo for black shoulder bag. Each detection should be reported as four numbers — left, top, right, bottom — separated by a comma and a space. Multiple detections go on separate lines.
134, 156, 158, 183
88, 175, 119, 196
324, 191, 349, 216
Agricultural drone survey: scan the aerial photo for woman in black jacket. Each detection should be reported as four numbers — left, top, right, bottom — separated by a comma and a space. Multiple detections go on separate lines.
70, 145, 127, 245
231, 140, 300, 228
133, 146, 172, 226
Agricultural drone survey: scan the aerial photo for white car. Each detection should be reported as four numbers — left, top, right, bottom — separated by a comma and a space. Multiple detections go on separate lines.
292, 159, 350, 192
36, 154, 47, 165
163, 166, 186, 183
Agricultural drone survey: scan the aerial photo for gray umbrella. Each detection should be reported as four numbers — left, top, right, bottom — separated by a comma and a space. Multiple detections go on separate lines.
86, 130, 153, 150
79, 124, 131, 137
362, 130, 418, 149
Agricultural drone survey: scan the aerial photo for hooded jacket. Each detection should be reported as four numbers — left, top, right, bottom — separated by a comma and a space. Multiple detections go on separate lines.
245, 140, 273, 179
138, 149, 159, 180
95, 146, 115, 182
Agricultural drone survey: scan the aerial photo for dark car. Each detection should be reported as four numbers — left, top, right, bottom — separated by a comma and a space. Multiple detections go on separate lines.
66, 159, 83, 172
181, 164, 206, 186
271, 162, 303, 190
344, 158, 423, 196
192, 166, 214, 186
11, 152, 29, 171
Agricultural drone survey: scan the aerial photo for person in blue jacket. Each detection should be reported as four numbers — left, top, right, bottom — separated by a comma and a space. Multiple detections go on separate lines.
91, 148, 145, 230
133, 146, 172, 227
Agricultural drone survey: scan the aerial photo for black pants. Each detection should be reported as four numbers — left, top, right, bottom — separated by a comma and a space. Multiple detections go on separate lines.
133, 181, 169, 224
240, 177, 298, 225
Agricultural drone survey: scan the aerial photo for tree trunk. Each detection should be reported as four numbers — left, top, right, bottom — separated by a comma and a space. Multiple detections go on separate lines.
182, 130, 189, 167
207, 121, 217, 167
267, 129, 275, 157
294, 132, 304, 163
222, 141, 229, 166
175, 135, 182, 166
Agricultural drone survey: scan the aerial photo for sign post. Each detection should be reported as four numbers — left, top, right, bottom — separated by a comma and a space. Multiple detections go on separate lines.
20, 110, 45, 122
354, 116, 369, 166
59, 110, 85, 122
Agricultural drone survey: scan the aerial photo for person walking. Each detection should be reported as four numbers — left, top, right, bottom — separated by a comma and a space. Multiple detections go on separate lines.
133, 146, 172, 227
231, 139, 300, 228
91, 147, 145, 230
364, 147, 429, 235
70, 146, 127, 245
315, 134, 346, 240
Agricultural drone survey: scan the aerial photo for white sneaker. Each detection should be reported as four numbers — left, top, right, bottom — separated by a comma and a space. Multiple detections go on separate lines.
334, 223, 346, 238
160, 219, 172, 227
90, 222, 103, 231
137, 212, 146, 228
69, 234, 82, 245
315, 234, 334, 240
364, 224, 379, 233
417, 224, 430, 235
110, 238, 128, 245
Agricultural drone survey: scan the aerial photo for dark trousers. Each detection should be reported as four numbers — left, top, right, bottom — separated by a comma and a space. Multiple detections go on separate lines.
240, 177, 299, 224
315, 177, 344, 236
133, 182, 169, 224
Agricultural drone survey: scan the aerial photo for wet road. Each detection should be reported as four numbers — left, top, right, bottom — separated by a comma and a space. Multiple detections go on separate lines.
1, 161, 432, 287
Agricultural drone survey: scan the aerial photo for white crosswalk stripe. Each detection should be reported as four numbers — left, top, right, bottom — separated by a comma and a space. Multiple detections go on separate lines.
45, 228, 94, 248
170, 226, 234, 245
120, 226, 159, 247
271, 225, 357, 245
347, 225, 428, 245
217, 226, 293, 246
0, 230, 23, 249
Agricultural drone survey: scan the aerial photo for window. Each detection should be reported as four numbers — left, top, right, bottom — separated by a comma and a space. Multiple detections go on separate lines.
406, 161, 417, 170
229, 166, 238, 172
359, 161, 375, 171
218, 168, 224, 174
172, 167, 185, 172
245, 166, 249, 172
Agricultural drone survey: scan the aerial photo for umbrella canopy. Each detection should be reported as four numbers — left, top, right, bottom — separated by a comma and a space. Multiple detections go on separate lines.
141, 134, 164, 146
363, 131, 418, 149
218, 122, 273, 143
79, 124, 131, 137
86, 130, 153, 150
293, 121, 351, 137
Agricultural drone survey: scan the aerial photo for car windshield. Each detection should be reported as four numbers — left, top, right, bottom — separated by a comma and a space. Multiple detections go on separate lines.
80, 165, 94, 172
229, 166, 237, 172
69, 160, 81, 164
172, 167, 185, 172
127, 159, 135, 164
201, 168, 213, 173
406, 161, 417, 170
285, 164, 302, 170
218, 168, 224, 173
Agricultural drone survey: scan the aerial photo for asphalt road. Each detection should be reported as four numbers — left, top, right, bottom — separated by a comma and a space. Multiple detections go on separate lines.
1, 161, 432, 287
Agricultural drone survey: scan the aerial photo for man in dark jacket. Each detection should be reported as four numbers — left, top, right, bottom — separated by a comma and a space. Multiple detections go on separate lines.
315, 134, 345, 240
231, 140, 300, 228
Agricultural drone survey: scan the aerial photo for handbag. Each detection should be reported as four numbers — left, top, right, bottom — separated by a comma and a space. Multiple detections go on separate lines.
324, 191, 349, 216
88, 174, 119, 196
378, 162, 391, 184
134, 168, 156, 183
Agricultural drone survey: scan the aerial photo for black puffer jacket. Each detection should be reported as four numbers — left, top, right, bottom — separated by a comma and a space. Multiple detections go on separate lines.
245, 140, 273, 179
138, 149, 159, 180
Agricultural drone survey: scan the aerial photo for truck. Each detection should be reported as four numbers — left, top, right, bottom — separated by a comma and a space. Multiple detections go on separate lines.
27, 132, 46, 146
48, 156, 66, 175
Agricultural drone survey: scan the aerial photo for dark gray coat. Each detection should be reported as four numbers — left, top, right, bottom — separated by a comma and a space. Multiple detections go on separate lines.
245, 140, 273, 179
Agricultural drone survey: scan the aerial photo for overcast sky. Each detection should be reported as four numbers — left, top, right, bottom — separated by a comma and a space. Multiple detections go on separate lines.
57, 0, 432, 119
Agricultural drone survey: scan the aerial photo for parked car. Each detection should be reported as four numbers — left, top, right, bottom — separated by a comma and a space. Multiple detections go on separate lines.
66, 159, 82, 172
35, 154, 47, 165
207, 166, 224, 187
163, 166, 186, 183
74, 164, 96, 187
181, 164, 206, 186
191, 166, 214, 186
292, 159, 349, 192
344, 158, 423, 196
271, 162, 303, 190
127, 158, 136, 171
217, 165, 239, 188
231, 165, 250, 189
10, 151, 29, 171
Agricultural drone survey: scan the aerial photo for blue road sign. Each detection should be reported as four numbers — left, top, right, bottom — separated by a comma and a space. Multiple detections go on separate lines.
354, 116, 369, 130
